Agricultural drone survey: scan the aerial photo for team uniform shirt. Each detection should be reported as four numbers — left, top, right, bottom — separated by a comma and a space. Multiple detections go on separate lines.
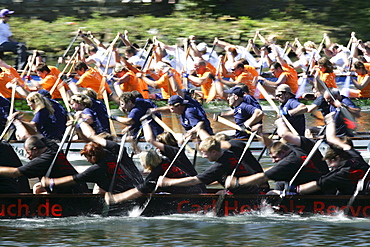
48, 66, 62, 78
39, 74, 63, 99
73, 141, 140, 193
48, 98, 67, 137
330, 47, 350, 69
356, 73, 370, 97
180, 101, 213, 135
128, 98, 164, 138
264, 145, 322, 188
280, 98, 306, 136
0, 96, 10, 133
155, 71, 183, 99
197, 150, 260, 194
18, 138, 88, 193
243, 94, 262, 110
118, 70, 142, 93
233, 101, 260, 139
0, 142, 30, 193
281, 64, 299, 94
317, 148, 370, 195
88, 47, 116, 75
90, 98, 110, 133
80, 107, 103, 135
329, 95, 359, 137
299, 137, 330, 175
32, 108, 63, 140
76, 68, 112, 98
234, 71, 255, 96
137, 157, 205, 194
0, 20, 11, 44
0, 68, 19, 98
196, 68, 213, 100
244, 65, 259, 77
319, 71, 337, 88
312, 95, 330, 116
228, 139, 263, 173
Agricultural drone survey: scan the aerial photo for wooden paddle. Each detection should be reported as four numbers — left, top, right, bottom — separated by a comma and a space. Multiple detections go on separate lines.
280, 138, 324, 198
49, 47, 80, 96
98, 34, 120, 137
256, 81, 299, 135
138, 135, 192, 216
151, 114, 194, 153
215, 115, 262, 138
215, 130, 257, 216
0, 118, 15, 141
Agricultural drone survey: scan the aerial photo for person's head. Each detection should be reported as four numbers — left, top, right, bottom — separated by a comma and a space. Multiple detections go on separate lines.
87, 45, 98, 55
199, 136, 221, 162
38, 89, 52, 99
24, 135, 47, 160
131, 90, 143, 99
80, 142, 106, 164
139, 150, 162, 171
168, 95, 188, 115
70, 93, 92, 111
0, 9, 14, 23
323, 88, 341, 106
35, 63, 51, 79
119, 92, 136, 113
269, 62, 283, 78
214, 133, 230, 142
269, 141, 291, 163
193, 58, 207, 74
197, 42, 208, 55
224, 86, 244, 107
324, 137, 353, 169
353, 61, 367, 75
156, 132, 178, 148
81, 88, 98, 100
114, 64, 129, 77
227, 46, 238, 57
317, 57, 334, 73
231, 61, 245, 76
125, 46, 137, 58
304, 41, 316, 50
74, 61, 89, 76
26, 92, 54, 115
236, 83, 250, 95
275, 84, 294, 103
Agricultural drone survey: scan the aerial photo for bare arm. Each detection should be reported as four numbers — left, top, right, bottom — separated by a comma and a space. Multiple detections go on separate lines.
0, 167, 22, 178
157, 176, 202, 187
143, 120, 165, 152
107, 188, 143, 205
225, 172, 268, 189
275, 118, 301, 146
325, 112, 351, 150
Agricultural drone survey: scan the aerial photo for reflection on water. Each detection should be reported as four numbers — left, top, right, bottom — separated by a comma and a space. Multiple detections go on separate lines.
1, 213, 370, 246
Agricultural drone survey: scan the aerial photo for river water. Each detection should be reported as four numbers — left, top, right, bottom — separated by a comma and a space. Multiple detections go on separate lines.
5, 104, 370, 246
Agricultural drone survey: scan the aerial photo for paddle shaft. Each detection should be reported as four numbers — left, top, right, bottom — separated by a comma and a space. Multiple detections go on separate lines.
56, 32, 79, 68
108, 133, 128, 193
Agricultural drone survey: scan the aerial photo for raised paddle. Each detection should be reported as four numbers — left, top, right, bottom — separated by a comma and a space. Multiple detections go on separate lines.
0, 118, 15, 141
138, 135, 192, 216
257, 127, 278, 162
280, 138, 324, 198
151, 114, 194, 153
215, 115, 262, 138
55, 31, 79, 68
316, 76, 357, 135
215, 130, 258, 216
256, 81, 299, 135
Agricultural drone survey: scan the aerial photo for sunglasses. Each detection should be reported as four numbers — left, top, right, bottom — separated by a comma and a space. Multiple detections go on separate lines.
276, 92, 285, 97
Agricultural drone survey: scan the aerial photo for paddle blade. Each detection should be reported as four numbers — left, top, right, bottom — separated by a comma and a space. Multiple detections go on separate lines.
206, 82, 217, 103
295, 77, 307, 99
340, 106, 357, 133
341, 75, 351, 97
